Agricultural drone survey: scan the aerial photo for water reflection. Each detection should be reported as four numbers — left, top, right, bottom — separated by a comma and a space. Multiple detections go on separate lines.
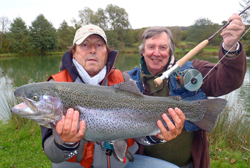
223, 60, 250, 123
0, 55, 62, 120
0, 75, 15, 120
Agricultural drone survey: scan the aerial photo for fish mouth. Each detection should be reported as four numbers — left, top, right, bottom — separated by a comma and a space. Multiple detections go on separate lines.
11, 97, 57, 128
11, 97, 39, 116
12, 102, 29, 110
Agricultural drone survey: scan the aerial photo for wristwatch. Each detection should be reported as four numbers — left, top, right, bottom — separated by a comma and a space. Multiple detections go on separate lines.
222, 42, 241, 55
63, 141, 79, 147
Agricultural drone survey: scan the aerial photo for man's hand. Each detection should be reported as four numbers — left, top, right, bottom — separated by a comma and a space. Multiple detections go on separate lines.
56, 108, 85, 143
156, 108, 185, 141
221, 13, 245, 50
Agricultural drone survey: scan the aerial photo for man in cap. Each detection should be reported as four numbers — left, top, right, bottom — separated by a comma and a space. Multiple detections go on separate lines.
41, 24, 185, 168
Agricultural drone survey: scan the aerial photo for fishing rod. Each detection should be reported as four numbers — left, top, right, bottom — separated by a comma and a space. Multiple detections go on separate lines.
154, 4, 250, 87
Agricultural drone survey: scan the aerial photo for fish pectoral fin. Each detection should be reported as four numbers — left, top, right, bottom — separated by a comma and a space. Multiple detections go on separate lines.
113, 140, 127, 162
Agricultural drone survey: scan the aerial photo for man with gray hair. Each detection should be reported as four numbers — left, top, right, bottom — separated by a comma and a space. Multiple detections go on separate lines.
128, 13, 246, 168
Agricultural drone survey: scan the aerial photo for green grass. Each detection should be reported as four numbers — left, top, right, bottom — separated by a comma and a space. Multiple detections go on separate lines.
208, 107, 250, 167
209, 143, 250, 167
0, 116, 51, 167
1, 110, 249, 168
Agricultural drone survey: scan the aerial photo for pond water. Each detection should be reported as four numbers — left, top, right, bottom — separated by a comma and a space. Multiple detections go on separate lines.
0, 53, 249, 122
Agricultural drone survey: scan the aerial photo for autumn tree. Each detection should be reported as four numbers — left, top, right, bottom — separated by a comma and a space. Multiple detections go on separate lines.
78, 7, 96, 25
76, 4, 133, 48
96, 8, 108, 30
29, 14, 58, 55
77, 5, 130, 30
105, 4, 130, 30
105, 4, 132, 47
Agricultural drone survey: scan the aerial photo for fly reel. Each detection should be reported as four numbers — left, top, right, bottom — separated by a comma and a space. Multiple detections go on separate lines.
177, 69, 203, 91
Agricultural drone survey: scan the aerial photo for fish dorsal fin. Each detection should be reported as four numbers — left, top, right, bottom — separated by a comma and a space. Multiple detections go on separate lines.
112, 80, 143, 97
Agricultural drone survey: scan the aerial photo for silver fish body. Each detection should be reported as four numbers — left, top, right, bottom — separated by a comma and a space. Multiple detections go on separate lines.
12, 81, 227, 142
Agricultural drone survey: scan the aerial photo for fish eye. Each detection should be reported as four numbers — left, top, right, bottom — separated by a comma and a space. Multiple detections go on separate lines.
32, 95, 39, 101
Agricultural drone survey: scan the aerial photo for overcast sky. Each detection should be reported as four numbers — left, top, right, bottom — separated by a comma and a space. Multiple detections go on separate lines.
0, 0, 246, 29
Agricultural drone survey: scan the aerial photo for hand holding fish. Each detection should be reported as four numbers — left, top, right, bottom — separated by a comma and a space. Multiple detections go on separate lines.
155, 108, 185, 141
56, 108, 86, 143
221, 13, 245, 51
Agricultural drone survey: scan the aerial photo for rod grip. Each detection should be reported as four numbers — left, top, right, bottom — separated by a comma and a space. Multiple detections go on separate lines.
177, 39, 209, 68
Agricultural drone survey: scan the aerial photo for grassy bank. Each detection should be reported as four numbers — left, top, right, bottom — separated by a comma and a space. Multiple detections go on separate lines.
0, 116, 51, 167
0, 107, 249, 167
208, 106, 250, 167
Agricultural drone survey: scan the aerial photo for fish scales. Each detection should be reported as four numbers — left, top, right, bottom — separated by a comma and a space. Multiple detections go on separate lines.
53, 83, 174, 141
52, 82, 206, 141
12, 81, 227, 142
54, 82, 205, 120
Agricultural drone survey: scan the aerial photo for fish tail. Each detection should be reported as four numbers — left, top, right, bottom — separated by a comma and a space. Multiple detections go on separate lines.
193, 98, 227, 132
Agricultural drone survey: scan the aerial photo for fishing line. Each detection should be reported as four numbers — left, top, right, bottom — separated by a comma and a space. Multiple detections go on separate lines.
202, 26, 250, 83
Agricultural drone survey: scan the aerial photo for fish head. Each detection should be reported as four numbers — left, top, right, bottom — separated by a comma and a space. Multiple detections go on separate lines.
11, 83, 63, 128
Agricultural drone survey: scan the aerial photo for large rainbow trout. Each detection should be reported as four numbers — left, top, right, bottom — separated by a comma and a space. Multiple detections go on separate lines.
12, 81, 227, 160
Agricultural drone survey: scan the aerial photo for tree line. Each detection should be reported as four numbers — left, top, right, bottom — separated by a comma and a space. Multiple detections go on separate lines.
0, 3, 249, 56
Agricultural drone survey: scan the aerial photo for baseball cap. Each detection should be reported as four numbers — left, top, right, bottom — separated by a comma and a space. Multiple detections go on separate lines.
73, 24, 107, 45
